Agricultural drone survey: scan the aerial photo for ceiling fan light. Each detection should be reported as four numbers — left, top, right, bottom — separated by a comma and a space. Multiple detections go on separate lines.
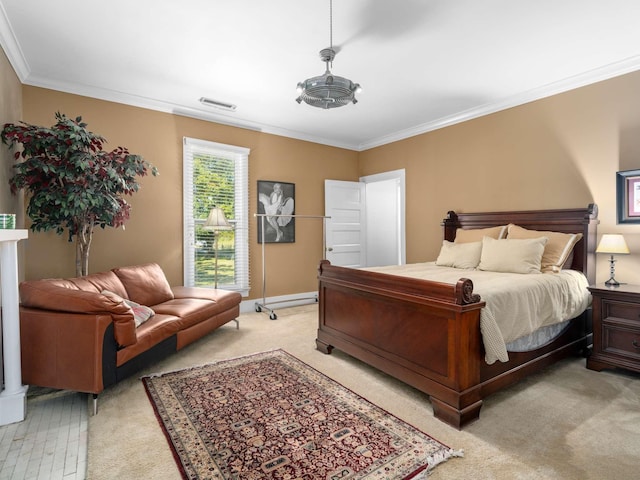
295, 1, 361, 109
296, 59, 361, 109
296, 70, 360, 109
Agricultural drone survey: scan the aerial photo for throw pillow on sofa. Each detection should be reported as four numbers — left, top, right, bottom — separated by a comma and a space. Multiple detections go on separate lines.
101, 290, 155, 327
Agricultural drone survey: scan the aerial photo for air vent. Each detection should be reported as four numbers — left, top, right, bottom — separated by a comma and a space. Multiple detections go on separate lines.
199, 97, 237, 112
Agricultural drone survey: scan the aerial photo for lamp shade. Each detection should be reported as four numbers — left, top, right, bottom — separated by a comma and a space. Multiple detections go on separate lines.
203, 207, 232, 231
596, 234, 630, 255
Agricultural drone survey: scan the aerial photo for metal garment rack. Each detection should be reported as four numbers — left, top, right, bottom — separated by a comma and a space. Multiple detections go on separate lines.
254, 213, 330, 319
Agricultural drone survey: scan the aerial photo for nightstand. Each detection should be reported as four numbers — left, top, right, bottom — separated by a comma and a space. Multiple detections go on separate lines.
587, 284, 640, 373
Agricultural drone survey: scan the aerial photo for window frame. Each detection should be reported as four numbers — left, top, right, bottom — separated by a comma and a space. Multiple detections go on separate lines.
183, 137, 250, 295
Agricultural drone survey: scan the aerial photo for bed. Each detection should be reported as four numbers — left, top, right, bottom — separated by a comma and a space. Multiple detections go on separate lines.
316, 205, 598, 429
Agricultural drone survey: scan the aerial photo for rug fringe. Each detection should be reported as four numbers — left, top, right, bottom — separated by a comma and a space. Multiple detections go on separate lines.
411, 448, 464, 479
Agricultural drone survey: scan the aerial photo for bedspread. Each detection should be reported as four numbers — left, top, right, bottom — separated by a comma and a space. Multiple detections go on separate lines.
363, 263, 591, 364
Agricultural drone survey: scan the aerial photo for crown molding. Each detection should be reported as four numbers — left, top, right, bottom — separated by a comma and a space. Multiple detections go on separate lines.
357, 55, 640, 151
0, 3, 29, 80
16, 56, 640, 153
21, 72, 361, 151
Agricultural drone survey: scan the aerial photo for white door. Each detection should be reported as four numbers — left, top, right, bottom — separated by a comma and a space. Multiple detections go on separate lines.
325, 170, 405, 268
324, 180, 366, 267
361, 169, 406, 266
364, 178, 401, 266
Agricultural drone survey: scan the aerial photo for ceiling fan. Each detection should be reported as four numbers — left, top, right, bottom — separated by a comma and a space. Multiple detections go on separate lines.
295, 0, 362, 109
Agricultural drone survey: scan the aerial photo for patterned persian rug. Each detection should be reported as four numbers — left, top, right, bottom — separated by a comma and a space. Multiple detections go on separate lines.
142, 350, 461, 479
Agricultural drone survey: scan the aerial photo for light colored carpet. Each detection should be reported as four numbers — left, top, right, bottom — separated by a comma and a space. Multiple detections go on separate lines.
87, 304, 640, 479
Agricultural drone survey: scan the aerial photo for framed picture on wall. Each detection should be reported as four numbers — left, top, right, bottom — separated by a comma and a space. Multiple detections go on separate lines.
257, 180, 295, 243
616, 169, 640, 224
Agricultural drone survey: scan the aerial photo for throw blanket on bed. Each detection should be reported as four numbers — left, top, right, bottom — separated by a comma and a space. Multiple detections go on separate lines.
363, 263, 591, 364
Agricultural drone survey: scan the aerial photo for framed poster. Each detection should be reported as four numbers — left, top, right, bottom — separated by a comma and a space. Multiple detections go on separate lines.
616, 169, 640, 224
257, 180, 295, 243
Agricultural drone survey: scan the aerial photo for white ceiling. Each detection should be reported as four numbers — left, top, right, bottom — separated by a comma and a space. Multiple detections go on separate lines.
2, 0, 640, 151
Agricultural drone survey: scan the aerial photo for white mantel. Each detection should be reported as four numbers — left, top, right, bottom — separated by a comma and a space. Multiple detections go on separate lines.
0, 229, 28, 426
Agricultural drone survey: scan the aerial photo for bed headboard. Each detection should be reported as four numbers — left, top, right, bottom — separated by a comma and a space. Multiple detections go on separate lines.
442, 204, 599, 284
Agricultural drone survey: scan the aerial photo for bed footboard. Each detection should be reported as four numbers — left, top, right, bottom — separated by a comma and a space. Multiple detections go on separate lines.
316, 260, 486, 429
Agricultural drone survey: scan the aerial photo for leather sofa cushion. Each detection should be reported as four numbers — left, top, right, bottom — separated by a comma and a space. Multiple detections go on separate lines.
67, 271, 129, 298
153, 298, 230, 330
113, 263, 174, 306
117, 313, 182, 366
171, 286, 242, 311
19, 280, 137, 347
153, 287, 241, 331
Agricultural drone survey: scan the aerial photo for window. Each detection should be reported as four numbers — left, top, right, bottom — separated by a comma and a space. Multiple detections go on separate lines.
183, 137, 249, 295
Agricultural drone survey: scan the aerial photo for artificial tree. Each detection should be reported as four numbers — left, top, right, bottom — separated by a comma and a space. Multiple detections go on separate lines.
1, 112, 158, 276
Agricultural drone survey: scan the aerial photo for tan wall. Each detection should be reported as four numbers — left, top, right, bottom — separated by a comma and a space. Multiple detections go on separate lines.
0, 47, 22, 221
6, 64, 640, 292
21, 87, 359, 298
359, 70, 640, 284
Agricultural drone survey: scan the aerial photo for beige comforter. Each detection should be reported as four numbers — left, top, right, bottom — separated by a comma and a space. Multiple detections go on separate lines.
364, 263, 591, 364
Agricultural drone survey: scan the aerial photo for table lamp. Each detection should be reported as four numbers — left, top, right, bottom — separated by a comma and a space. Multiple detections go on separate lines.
596, 234, 630, 286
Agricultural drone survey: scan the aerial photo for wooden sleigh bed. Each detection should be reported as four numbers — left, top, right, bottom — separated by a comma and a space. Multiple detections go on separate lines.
316, 205, 599, 429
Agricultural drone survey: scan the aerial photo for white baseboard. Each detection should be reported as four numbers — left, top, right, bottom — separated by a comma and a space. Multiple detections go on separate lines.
240, 291, 318, 314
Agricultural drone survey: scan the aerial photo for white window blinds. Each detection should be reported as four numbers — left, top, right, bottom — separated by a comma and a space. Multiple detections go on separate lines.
183, 137, 249, 295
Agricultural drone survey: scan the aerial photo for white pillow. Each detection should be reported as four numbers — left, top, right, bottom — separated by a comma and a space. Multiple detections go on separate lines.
435, 240, 482, 269
477, 236, 548, 274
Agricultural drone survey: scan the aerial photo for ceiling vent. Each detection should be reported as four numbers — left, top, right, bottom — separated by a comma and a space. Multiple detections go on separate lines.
199, 97, 237, 112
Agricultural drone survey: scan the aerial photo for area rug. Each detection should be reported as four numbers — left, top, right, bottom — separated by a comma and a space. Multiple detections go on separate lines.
142, 349, 461, 479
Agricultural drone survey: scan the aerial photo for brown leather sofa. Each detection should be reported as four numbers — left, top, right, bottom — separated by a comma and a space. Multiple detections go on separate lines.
18, 262, 241, 411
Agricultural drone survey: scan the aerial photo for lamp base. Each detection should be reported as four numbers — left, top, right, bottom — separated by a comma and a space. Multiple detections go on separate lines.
604, 277, 620, 287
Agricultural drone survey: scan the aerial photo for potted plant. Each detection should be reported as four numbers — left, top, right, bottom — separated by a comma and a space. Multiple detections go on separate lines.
1, 112, 158, 276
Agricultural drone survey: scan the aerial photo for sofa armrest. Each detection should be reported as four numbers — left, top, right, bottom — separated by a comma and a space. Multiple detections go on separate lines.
20, 307, 116, 395
19, 281, 137, 347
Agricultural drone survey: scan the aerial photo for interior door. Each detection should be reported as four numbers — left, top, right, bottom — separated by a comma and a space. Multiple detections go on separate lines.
364, 178, 401, 266
324, 180, 366, 267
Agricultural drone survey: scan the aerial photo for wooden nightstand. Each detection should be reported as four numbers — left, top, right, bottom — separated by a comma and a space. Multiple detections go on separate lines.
587, 284, 640, 373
